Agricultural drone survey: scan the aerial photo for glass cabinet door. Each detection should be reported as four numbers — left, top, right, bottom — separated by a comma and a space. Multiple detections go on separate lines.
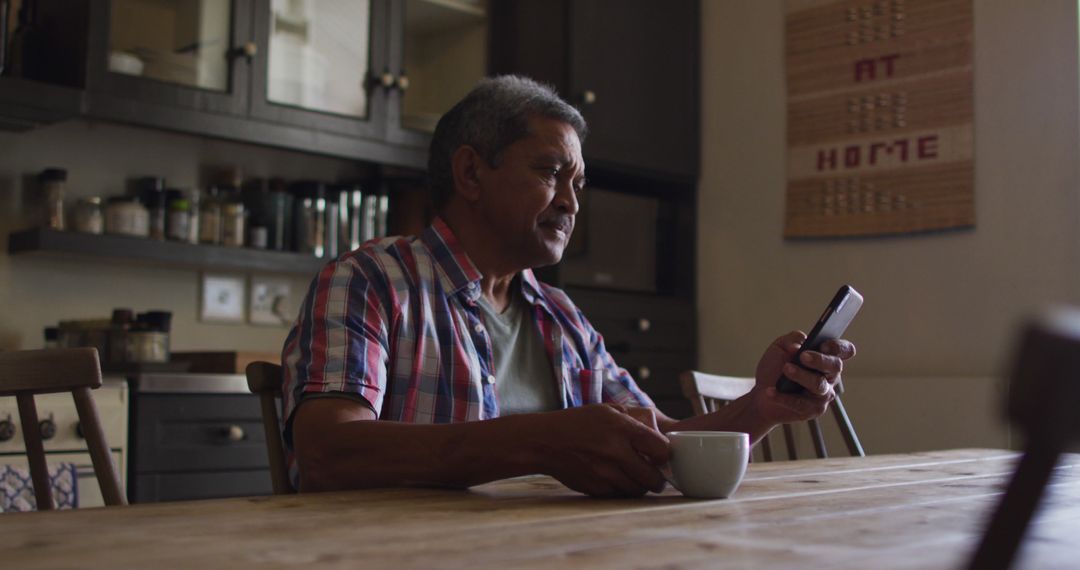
107, 0, 233, 91
389, 0, 488, 143
87, 0, 250, 116
266, 0, 372, 118
250, 0, 385, 139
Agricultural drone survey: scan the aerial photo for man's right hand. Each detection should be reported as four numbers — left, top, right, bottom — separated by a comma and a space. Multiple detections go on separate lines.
522, 404, 670, 498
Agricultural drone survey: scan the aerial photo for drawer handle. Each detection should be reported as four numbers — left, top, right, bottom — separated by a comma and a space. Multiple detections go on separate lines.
638, 366, 652, 380
221, 425, 246, 443
637, 318, 652, 332
0, 415, 15, 442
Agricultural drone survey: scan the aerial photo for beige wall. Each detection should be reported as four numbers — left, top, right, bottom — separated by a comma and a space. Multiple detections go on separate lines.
0, 120, 370, 354
699, 1, 1080, 453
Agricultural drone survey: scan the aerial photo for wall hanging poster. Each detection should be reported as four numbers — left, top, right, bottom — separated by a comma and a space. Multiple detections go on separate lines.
784, 0, 973, 238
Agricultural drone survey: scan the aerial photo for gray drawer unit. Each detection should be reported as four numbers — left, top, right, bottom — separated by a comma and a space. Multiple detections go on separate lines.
613, 350, 696, 421
130, 378, 274, 503
133, 394, 269, 472
135, 470, 271, 503
567, 288, 695, 354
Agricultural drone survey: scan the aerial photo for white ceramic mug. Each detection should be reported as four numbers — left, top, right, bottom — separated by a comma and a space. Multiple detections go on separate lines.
666, 431, 750, 499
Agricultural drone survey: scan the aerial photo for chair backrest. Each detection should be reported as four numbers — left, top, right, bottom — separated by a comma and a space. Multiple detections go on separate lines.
679, 370, 864, 461
969, 310, 1080, 570
244, 361, 294, 494
0, 348, 127, 509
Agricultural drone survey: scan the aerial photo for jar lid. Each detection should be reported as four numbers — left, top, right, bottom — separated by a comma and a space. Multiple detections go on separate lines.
39, 168, 67, 182
78, 196, 103, 205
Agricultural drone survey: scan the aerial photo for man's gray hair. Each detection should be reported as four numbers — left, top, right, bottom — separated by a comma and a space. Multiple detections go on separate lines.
428, 75, 587, 211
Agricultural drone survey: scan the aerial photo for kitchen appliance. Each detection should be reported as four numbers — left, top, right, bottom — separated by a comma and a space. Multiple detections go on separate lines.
0, 378, 128, 509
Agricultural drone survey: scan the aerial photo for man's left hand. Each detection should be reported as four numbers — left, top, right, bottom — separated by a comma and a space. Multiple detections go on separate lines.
751, 331, 857, 425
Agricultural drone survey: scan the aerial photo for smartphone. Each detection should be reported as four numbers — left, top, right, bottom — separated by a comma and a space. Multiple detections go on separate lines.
776, 285, 863, 395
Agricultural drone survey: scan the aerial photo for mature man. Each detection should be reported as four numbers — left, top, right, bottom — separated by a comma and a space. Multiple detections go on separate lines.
282, 75, 855, 497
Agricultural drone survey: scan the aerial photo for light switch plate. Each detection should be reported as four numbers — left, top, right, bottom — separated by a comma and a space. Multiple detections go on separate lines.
200, 274, 246, 323
249, 276, 292, 326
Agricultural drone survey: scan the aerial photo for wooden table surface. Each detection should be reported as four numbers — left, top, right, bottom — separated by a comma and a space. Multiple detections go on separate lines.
2, 449, 1079, 569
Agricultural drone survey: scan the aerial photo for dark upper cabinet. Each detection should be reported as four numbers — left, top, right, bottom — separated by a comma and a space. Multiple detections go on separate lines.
83, 0, 254, 117
491, 0, 700, 181
1, 0, 496, 167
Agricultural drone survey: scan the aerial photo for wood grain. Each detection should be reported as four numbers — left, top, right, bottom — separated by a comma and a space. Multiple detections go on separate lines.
2, 450, 1078, 568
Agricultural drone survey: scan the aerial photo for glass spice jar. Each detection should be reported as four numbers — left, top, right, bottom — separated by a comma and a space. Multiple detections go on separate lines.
221, 194, 245, 247
166, 189, 190, 242
72, 197, 104, 234
39, 168, 67, 230
105, 196, 150, 237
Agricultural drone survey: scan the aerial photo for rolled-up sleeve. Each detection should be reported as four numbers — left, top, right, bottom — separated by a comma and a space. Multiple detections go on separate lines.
281, 255, 392, 445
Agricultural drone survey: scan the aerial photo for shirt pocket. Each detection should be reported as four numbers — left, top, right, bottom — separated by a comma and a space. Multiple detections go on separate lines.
567, 364, 605, 406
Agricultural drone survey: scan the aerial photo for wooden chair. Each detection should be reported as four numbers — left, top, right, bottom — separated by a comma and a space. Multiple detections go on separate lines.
679, 371, 864, 461
969, 310, 1080, 570
244, 361, 295, 494
0, 348, 126, 509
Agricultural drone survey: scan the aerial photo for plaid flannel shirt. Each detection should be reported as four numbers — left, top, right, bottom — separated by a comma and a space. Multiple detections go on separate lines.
281, 217, 653, 452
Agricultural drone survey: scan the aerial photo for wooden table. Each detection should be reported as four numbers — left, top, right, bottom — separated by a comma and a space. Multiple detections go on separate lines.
3, 449, 1079, 568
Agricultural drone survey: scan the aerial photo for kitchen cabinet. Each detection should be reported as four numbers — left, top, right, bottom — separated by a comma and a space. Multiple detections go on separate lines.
0, 0, 490, 167
491, 0, 700, 181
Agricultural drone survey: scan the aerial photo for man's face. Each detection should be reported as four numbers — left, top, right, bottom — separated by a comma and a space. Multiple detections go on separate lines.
473, 116, 585, 268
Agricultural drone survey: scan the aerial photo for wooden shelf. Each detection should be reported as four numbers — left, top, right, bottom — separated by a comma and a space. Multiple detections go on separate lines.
8, 228, 327, 276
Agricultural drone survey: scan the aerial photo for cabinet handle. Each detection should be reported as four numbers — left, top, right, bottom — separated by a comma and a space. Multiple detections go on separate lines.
638, 366, 652, 380
380, 71, 395, 89
637, 318, 652, 332
227, 42, 258, 62
223, 425, 246, 443
39, 414, 56, 441
0, 415, 15, 442
582, 90, 597, 105
395, 74, 410, 92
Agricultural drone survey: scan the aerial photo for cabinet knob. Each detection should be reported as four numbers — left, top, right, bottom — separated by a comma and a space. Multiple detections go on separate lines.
380, 71, 395, 89
0, 415, 15, 442
638, 366, 652, 380
40, 415, 56, 441
637, 318, 652, 332
227, 42, 258, 61
582, 90, 597, 105
224, 425, 246, 443
395, 74, 410, 92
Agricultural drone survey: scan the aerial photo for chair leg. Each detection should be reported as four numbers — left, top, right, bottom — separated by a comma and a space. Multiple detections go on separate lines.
72, 387, 127, 506
831, 396, 865, 457
783, 424, 799, 460
968, 445, 1061, 570
15, 393, 54, 511
808, 418, 828, 458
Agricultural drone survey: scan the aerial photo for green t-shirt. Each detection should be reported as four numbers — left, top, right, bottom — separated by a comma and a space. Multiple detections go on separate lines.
476, 286, 560, 415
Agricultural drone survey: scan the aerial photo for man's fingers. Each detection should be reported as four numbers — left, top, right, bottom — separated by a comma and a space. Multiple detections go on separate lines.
623, 418, 671, 466
592, 461, 649, 497
772, 331, 808, 356
798, 351, 844, 379
821, 338, 857, 360
782, 363, 831, 396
